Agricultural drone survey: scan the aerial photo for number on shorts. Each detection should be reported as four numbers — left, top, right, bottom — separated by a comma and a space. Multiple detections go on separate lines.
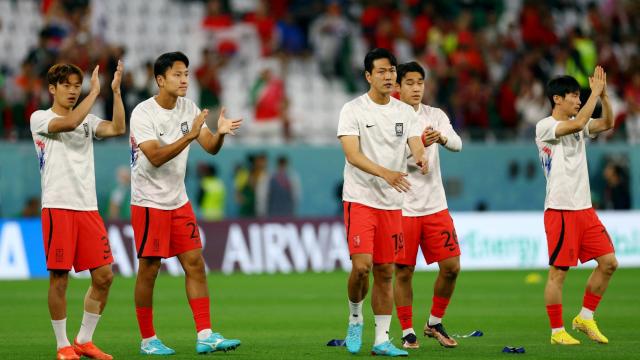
392, 233, 404, 253
442, 230, 458, 252
186, 222, 198, 239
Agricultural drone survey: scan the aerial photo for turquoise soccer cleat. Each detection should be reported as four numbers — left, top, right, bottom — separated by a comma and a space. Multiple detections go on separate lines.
139, 339, 176, 355
196, 333, 241, 354
345, 323, 363, 354
371, 340, 409, 357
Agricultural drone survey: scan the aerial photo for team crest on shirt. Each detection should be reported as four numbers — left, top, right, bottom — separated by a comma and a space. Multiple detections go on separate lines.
395, 123, 403, 136
83, 123, 89, 137
181, 121, 189, 135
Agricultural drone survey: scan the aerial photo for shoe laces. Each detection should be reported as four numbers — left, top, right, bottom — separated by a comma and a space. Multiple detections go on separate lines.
431, 323, 452, 339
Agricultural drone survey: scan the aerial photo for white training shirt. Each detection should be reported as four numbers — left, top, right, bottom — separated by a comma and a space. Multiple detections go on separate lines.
130, 96, 204, 210
337, 94, 422, 210
30, 109, 105, 210
535, 116, 595, 210
403, 104, 462, 216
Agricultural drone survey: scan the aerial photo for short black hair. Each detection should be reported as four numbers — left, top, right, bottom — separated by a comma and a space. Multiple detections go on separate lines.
154, 51, 189, 79
546, 75, 580, 108
396, 61, 425, 84
47, 63, 83, 86
364, 48, 397, 74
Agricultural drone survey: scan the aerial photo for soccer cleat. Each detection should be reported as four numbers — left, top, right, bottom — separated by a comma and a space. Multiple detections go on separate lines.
196, 333, 241, 354
345, 323, 363, 354
371, 341, 409, 357
73, 339, 113, 360
424, 323, 458, 348
401, 333, 419, 349
140, 339, 176, 355
572, 316, 609, 344
550, 329, 580, 345
56, 346, 80, 360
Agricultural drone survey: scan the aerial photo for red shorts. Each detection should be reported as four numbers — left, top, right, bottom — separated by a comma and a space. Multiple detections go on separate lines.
343, 201, 403, 264
396, 209, 461, 266
544, 208, 615, 267
41, 208, 113, 272
131, 202, 202, 258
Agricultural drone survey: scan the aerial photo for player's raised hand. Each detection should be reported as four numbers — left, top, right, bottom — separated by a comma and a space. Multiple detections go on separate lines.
187, 109, 209, 140
111, 60, 124, 94
383, 170, 411, 192
90, 65, 100, 95
589, 66, 605, 97
216, 107, 243, 135
601, 68, 608, 98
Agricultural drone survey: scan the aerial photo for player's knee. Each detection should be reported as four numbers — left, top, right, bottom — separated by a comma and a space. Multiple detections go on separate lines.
442, 263, 460, 280
50, 274, 68, 293
352, 263, 372, 279
395, 266, 414, 283
183, 255, 205, 275
94, 270, 114, 290
601, 258, 618, 275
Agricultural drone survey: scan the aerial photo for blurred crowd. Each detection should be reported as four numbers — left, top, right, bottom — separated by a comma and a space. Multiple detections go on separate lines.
1, 0, 640, 143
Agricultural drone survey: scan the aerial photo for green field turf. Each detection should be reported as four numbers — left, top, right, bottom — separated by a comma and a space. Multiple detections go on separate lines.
0, 268, 638, 359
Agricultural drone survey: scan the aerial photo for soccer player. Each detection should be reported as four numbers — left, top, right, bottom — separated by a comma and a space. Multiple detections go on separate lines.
338, 48, 428, 357
31, 61, 126, 360
536, 66, 617, 345
130, 52, 241, 355
393, 61, 462, 349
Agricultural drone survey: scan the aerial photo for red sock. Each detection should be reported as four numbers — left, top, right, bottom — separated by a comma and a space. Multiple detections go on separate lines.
430, 296, 450, 318
583, 291, 602, 312
546, 304, 563, 329
189, 297, 211, 332
396, 305, 413, 330
135, 307, 155, 339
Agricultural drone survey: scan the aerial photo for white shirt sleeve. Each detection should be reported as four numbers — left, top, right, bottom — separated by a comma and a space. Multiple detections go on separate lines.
407, 109, 422, 139
130, 108, 157, 145
337, 104, 359, 137
536, 117, 559, 143
435, 109, 462, 151
583, 118, 596, 138
87, 114, 106, 140
30, 110, 56, 135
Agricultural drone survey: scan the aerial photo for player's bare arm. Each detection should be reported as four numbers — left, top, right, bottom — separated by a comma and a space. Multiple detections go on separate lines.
96, 60, 126, 138
340, 135, 411, 192
555, 66, 605, 137
408, 136, 428, 174
588, 69, 615, 135
47, 66, 101, 133
196, 107, 242, 155
139, 109, 208, 167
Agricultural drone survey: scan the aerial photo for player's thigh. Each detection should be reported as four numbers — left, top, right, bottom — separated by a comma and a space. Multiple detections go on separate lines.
579, 210, 615, 263
395, 216, 422, 266
42, 208, 77, 271
168, 202, 202, 258
421, 210, 460, 265
373, 208, 403, 264
344, 202, 377, 256
544, 209, 580, 267
131, 205, 172, 258
74, 211, 113, 272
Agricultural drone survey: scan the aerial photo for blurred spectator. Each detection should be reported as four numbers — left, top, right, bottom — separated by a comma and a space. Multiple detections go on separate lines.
602, 161, 631, 210
20, 197, 41, 217
197, 163, 225, 221
266, 155, 301, 217
624, 71, 640, 144
234, 159, 254, 218
108, 166, 131, 220
247, 63, 286, 143
196, 48, 223, 111
253, 153, 270, 217
243, 0, 278, 57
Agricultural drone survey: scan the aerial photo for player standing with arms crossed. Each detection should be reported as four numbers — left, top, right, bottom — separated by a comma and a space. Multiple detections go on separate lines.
536, 66, 617, 345
393, 61, 462, 349
338, 49, 428, 357
31, 61, 126, 360
130, 52, 241, 355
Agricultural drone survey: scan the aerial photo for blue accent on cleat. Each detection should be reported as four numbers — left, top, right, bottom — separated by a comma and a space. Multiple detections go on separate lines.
140, 339, 176, 355
196, 333, 241, 354
345, 323, 363, 354
371, 341, 409, 357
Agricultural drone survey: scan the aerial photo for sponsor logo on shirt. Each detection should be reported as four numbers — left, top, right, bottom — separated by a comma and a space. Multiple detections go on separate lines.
395, 123, 403, 136
573, 132, 580, 141
181, 122, 189, 135
83, 123, 89, 138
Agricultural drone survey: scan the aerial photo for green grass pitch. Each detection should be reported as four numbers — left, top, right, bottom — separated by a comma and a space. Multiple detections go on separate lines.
0, 268, 638, 359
